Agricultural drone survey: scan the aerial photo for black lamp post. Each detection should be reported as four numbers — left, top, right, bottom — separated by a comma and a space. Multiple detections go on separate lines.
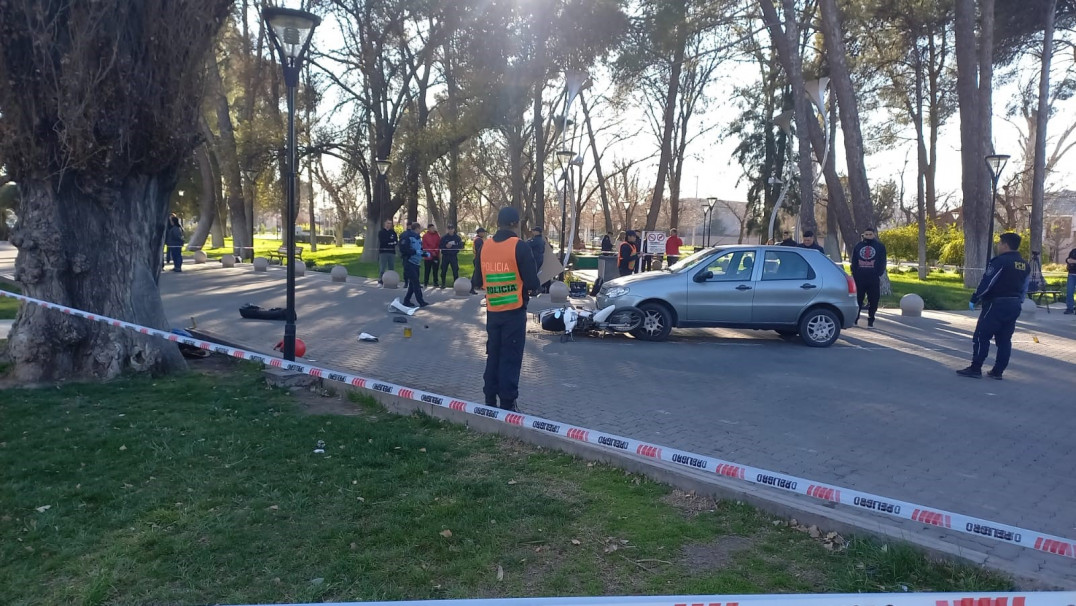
263, 6, 320, 361
376, 158, 391, 225
705, 197, 717, 247
985, 154, 1009, 262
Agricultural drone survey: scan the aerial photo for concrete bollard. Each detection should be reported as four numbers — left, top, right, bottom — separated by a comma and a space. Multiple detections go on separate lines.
291, 259, 306, 277
331, 265, 348, 282
253, 257, 269, 272
549, 280, 569, 303
220, 254, 236, 268
382, 270, 400, 289
899, 293, 925, 317
193, 250, 208, 264
454, 277, 471, 297
1021, 298, 1037, 316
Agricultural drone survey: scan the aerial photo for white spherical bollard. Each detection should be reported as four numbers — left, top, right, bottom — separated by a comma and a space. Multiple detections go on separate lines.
899, 293, 925, 317
454, 277, 471, 297
253, 257, 269, 272
291, 259, 306, 277
330, 265, 348, 282
220, 254, 236, 268
193, 250, 208, 264
652, 257, 663, 271
548, 280, 569, 303
381, 270, 400, 289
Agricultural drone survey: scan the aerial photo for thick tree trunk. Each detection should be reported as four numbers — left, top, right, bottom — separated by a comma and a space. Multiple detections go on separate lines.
7, 177, 186, 382
207, 56, 250, 259
645, 30, 685, 231
1030, 0, 1056, 255
913, 48, 929, 279
186, 144, 217, 251
955, 0, 994, 286
819, 0, 873, 232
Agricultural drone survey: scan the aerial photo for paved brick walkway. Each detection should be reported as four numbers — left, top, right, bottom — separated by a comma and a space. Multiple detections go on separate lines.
3, 244, 1075, 584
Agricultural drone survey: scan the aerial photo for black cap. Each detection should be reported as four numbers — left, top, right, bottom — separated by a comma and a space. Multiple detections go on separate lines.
497, 206, 520, 227
625, 230, 637, 237
532, 226, 542, 233
476, 227, 487, 233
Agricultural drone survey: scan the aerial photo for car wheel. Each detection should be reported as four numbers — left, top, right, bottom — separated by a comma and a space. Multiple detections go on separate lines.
632, 302, 673, 341
798, 308, 840, 348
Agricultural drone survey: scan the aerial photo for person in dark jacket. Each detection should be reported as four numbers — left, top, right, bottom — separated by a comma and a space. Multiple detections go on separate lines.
471, 207, 540, 412
799, 230, 825, 253
528, 226, 546, 273
439, 224, 463, 287
851, 227, 887, 327
600, 233, 614, 254
165, 215, 185, 272
400, 222, 428, 307
779, 231, 797, 246
377, 219, 398, 285
956, 232, 1030, 379
618, 231, 639, 277
469, 227, 487, 295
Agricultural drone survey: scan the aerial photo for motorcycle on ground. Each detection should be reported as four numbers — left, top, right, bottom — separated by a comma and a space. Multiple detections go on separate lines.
536, 304, 644, 342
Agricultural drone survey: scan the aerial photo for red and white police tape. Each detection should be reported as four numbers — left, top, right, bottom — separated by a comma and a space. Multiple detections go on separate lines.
3, 288, 1075, 561
226, 593, 1076, 606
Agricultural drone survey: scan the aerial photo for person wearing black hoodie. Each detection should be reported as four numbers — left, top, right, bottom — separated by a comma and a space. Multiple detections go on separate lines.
439, 224, 464, 287
377, 219, 398, 285
851, 227, 887, 328
471, 207, 540, 412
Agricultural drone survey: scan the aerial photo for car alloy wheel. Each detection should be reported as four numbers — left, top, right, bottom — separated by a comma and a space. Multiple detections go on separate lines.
632, 302, 673, 341
800, 308, 839, 347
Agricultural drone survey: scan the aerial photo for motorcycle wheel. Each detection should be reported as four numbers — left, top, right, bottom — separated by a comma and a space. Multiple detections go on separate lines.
604, 307, 644, 332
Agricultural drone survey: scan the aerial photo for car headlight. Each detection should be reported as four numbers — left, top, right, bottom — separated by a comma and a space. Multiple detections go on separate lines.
603, 286, 630, 298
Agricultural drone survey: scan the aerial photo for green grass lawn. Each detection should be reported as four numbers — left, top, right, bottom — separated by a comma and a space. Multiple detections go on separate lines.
204, 238, 476, 282
0, 281, 21, 320
0, 361, 1011, 605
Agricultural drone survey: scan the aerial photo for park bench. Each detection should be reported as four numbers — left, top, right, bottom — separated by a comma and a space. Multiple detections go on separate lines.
1029, 289, 1064, 312
266, 246, 303, 265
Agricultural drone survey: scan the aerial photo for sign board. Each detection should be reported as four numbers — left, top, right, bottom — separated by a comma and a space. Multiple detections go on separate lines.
643, 231, 667, 255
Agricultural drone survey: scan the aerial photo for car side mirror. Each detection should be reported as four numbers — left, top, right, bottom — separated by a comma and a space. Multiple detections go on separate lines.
694, 270, 713, 283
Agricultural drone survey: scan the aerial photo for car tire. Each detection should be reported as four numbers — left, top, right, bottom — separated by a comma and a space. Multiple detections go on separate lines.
632, 302, 673, 341
798, 308, 840, 348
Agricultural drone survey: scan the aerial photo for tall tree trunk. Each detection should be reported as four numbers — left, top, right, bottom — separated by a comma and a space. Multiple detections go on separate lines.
207, 55, 250, 259
913, 47, 929, 279
186, 144, 218, 251
1030, 0, 1056, 256
819, 0, 873, 232
955, 0, 994, 286
580, 92, 613, 233
759, 0, 816, 237
8, 177, 186, 382
645, 28, 685, 231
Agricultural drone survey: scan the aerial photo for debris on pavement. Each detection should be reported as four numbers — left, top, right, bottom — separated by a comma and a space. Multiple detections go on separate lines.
358, 332, 379, 342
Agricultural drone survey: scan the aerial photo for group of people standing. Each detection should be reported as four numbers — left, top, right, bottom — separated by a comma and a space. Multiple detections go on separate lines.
614, 228, 684, 277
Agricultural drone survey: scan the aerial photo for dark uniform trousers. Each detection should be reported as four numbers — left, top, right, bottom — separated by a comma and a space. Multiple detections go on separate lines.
853, 274, 880, 322
440, 255, 460, 285
971, 298, 1022, 373
483, 308, 527, 405
402, 263, 426, 306
423, 259, 441, 287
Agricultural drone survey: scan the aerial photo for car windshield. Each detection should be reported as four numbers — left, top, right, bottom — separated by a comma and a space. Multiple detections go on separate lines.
667, 248, 714, 273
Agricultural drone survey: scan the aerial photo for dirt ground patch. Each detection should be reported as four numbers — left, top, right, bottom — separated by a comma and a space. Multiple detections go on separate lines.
679, 535, 760, 572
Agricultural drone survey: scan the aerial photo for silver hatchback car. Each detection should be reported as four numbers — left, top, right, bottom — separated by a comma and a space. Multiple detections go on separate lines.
596, 245, 859, 347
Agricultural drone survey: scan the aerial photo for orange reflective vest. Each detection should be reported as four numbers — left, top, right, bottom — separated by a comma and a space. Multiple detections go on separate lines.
618, 241, 637, 271
481, 237, 524, 311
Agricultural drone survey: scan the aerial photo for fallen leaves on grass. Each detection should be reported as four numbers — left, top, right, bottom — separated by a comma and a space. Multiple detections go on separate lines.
496, 565, 504, 581
34, 505, 50, 513
439, 529, 453, 538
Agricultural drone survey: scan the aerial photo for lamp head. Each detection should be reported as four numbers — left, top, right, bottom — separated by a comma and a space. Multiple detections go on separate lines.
375, 158, 391, 176
556, 149, 573, 169
262, 7, 320, 86
985, 154, 1010, 182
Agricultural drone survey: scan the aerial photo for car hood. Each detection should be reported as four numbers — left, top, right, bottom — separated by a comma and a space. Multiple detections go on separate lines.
603, 271, 674, 288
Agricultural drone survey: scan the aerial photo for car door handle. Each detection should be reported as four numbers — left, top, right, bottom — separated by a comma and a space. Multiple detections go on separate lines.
800, 283, 817, 289
736, 284, 752, 291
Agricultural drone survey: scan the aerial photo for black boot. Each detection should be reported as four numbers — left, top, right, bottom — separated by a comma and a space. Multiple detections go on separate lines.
955, 365, 982, 379
499, 400, 519, 412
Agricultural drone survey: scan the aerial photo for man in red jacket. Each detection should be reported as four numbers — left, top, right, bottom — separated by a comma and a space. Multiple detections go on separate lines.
665, 228, 683, 266
421, 224, 442, 287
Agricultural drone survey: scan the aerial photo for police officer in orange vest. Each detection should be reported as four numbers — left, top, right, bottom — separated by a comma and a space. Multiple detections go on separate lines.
471, 207, 540, 411
618, 230, 639, 277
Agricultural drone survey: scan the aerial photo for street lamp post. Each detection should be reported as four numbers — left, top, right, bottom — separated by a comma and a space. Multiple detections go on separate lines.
556, 149, 574, 263
263, 6, 321, 361
985, 154, 1010, 262
705, 197, 717, 247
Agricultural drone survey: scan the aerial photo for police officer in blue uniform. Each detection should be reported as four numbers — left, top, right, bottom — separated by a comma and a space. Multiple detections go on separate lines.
956, 232, 1030, 380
